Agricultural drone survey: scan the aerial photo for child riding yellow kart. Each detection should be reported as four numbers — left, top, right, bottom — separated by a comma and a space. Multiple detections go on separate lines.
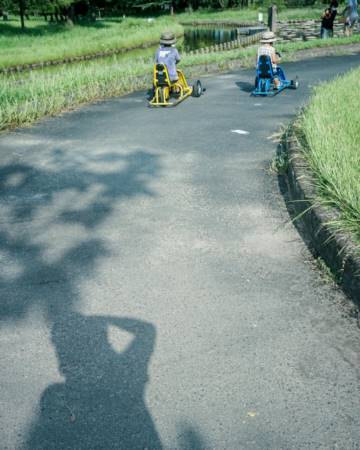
149, 63, 203, 107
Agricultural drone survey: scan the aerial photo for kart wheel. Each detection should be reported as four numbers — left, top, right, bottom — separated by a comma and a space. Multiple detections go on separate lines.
255, 76, 259, 88
147, 87, 155, 101
291, 79, 299, 89
192, 80, 203, 98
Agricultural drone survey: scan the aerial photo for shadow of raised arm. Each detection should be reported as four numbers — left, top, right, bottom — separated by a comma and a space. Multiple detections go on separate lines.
105, 316, 157, 364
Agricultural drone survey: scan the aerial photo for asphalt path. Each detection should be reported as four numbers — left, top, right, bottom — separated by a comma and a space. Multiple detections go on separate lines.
1, 54, 360, 450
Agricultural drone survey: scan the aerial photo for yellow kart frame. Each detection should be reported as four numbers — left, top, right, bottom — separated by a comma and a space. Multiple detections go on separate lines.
149, 63, 202, 107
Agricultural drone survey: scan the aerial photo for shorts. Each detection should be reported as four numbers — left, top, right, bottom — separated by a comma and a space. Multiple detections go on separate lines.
345, 17, 358, 28
321, 27, 333, 38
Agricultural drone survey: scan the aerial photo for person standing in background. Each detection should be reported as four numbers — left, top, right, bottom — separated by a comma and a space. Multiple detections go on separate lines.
342, 0, 358, 36
321, 8, 336, 38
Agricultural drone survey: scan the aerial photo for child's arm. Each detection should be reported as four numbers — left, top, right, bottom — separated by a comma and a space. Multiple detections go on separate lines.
272, 49, 281, 65
174, 48, 181, 63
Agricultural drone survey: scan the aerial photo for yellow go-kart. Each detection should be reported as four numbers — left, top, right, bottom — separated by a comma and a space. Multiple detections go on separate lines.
149, 63, 203, 107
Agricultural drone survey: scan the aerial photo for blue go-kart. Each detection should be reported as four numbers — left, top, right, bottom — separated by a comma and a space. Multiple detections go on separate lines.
252, 54, 299, 97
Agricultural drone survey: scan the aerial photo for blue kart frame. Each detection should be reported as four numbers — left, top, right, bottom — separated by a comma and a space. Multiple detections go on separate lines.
252, 54, 299, 97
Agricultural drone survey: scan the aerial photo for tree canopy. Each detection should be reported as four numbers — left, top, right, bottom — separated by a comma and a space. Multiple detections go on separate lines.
0, 0, 318, 28
0, 0, 276, 16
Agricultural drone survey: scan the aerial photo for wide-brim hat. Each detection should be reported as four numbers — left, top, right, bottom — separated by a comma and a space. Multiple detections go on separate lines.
160, 31, 176, 45
260, 31, 277, 43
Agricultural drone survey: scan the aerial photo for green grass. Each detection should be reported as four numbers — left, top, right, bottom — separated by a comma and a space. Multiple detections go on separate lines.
299, 67, 360, 247
278, 34, 360, 54
177, 7, 323, 23
0, 16, 182, 69
0, 56, 152, 130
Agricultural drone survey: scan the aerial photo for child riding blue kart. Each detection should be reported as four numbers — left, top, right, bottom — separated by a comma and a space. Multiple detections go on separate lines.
252, 31, 299, 97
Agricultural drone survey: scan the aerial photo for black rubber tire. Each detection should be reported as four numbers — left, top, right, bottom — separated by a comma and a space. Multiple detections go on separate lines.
291, 79, 299, 89
192, 80, 203, 98
255, 76, 259, 88
148, 87, 155, 101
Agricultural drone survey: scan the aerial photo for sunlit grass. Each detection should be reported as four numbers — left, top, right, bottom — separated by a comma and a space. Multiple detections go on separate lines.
299, 68, 360, 247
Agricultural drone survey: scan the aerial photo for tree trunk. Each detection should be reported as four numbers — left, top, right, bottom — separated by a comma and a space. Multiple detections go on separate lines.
19, 0, 25, 29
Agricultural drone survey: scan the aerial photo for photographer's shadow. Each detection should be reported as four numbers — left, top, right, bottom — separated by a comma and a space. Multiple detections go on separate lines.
24, 314, 161, 450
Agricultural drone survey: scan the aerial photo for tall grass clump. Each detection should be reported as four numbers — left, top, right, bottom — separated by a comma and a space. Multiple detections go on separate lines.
299, 67, 360, 247
0, 55, 153, 130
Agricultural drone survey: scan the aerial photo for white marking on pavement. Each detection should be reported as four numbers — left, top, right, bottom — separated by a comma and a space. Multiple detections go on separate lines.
254, 103, 262, 106
231, 129, 249, 135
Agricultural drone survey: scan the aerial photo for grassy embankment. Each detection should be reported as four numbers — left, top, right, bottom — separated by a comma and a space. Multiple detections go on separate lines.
296, 68, 360, 248
0, 16, 183, 69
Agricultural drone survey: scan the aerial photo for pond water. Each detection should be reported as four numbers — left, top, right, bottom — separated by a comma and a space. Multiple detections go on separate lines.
181, 26, 265, 52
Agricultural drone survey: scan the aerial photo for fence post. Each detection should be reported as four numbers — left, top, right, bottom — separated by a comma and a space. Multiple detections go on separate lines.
268, 5, 277, 32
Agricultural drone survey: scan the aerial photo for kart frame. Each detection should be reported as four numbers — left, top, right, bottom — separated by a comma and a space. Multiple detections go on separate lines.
252, 55, 298, 97
149, 64, 201, 107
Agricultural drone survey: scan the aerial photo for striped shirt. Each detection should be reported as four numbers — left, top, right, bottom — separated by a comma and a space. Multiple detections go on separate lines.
257, 45, 277, 69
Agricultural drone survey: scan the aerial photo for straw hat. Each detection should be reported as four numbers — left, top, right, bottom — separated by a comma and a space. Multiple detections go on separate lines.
160, 31, 176, 45
260, 31, 277, 43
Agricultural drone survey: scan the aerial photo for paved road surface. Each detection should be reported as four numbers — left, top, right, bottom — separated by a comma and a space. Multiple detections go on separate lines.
1, 54, 360, 449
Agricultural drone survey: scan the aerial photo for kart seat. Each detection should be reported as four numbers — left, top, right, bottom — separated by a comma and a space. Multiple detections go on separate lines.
155, 64, 172, 87
257, 55, 274, 79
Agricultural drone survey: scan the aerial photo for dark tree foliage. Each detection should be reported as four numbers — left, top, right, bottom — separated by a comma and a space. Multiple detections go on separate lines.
0, 0, 320, 28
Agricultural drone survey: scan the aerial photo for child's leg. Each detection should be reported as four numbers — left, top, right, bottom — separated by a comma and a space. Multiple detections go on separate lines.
344, 21, 350, 36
